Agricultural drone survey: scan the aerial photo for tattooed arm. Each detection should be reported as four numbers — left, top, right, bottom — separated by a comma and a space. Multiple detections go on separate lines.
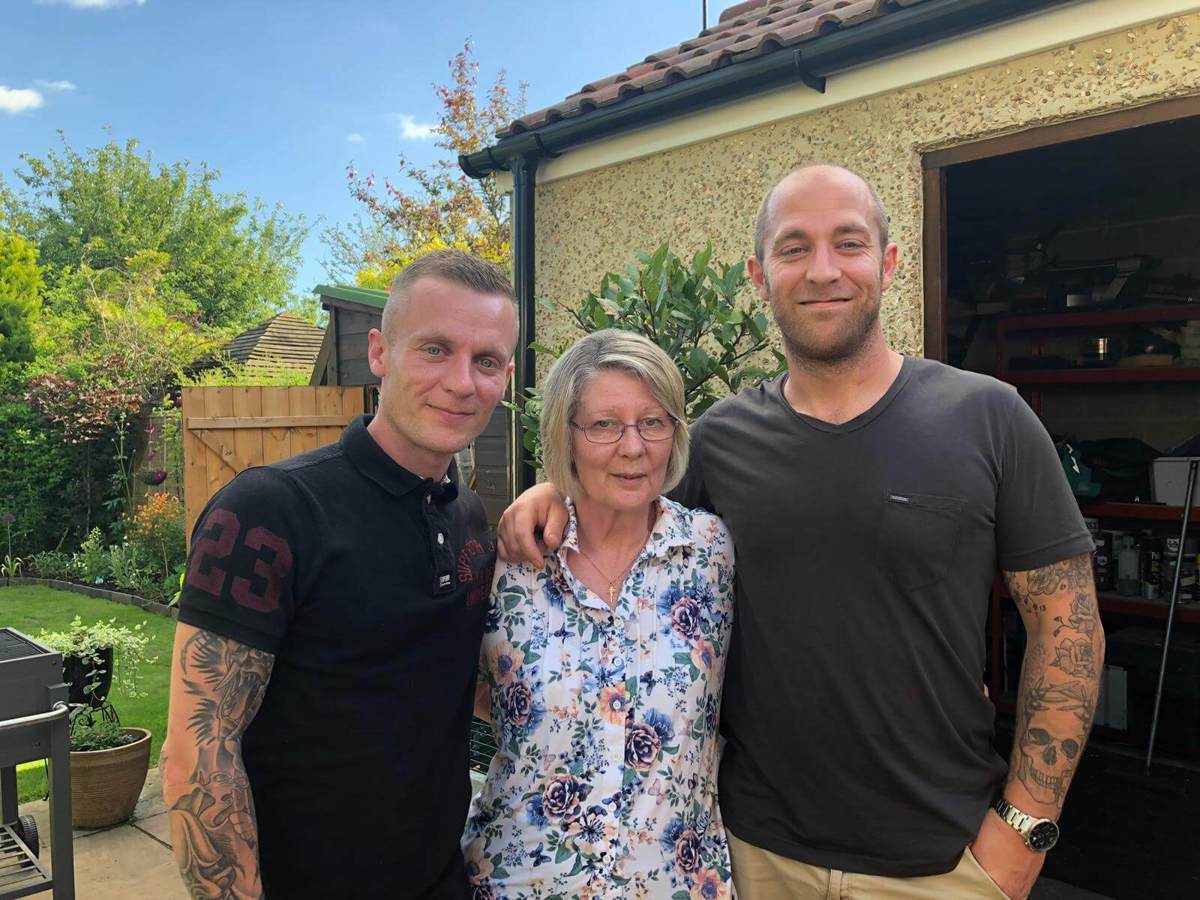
161, 624, 275, 900
972, 553, 1105, 899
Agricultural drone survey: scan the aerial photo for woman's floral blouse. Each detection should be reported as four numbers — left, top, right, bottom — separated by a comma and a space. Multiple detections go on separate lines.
463, 497, 736, 900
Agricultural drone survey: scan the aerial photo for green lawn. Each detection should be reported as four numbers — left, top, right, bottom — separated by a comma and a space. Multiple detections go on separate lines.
0, 584, 176, 803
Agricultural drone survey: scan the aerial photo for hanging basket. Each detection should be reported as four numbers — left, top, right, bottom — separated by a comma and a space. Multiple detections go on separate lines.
70, 727, 152, 828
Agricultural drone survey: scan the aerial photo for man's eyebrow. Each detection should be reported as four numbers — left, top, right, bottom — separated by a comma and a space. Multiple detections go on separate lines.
771, 222, 871, 249
410, 332, 508, 360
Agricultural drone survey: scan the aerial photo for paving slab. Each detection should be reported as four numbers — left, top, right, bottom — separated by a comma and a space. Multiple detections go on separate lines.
132, 811, 171, 847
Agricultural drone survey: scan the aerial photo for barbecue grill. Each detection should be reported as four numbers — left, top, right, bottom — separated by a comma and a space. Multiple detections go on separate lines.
0, 628, 74, 899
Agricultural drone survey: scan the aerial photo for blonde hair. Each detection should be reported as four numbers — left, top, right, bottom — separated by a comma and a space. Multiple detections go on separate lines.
541, 329, 689, 499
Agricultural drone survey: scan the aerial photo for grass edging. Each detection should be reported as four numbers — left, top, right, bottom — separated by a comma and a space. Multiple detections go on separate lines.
2, 577, 179, 620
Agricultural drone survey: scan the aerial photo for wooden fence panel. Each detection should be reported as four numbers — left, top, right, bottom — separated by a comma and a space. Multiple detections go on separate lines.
183, 386, 365, 540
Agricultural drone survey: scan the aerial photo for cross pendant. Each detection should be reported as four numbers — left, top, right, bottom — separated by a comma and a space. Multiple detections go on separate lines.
608, 584, 616, 605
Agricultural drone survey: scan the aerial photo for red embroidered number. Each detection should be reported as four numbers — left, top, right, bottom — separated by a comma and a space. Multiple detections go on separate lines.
186, 509, 293, 613
186, 508, 240, 595
231, 527, 293, 613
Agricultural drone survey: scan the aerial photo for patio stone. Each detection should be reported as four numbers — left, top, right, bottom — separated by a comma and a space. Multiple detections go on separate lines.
132, 811, 172, 847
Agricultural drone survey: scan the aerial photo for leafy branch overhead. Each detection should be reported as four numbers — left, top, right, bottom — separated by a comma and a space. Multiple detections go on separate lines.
513, 243, 784, 469
326, 41, 526, 286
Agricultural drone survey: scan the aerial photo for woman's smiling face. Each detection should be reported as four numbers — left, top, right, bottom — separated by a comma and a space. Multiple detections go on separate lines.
570, 369, 673, 512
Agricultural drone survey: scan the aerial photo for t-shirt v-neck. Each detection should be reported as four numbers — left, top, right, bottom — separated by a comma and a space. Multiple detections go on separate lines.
773, 354, 915, 434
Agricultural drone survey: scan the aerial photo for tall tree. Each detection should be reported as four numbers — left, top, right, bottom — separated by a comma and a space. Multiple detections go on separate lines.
2, 134, 308, 331
323, 42, 525, 286
0, 224, 41, 365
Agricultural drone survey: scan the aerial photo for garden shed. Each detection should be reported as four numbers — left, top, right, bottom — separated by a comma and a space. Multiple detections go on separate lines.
310, 284, 512, 524
459, 1, 1200, 894
222, 312, 326, 379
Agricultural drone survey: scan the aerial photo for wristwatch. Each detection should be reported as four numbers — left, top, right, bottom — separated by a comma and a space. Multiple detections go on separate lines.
992, 797, 1060, 852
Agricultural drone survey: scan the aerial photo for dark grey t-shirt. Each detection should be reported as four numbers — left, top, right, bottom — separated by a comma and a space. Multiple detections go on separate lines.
673, 356, 1092, 877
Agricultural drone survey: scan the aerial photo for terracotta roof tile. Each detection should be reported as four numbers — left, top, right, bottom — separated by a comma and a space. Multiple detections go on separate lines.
501, 0, 923, 138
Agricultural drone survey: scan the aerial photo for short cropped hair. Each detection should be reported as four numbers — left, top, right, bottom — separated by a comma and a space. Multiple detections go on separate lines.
753, 162, 890, 261
540, 329, 689, 499
382, 249, 516, 342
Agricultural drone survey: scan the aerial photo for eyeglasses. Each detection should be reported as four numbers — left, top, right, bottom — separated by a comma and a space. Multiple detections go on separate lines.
570, 416, 679, 444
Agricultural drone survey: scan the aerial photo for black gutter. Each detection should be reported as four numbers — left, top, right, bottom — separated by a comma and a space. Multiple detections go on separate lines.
509, 155, 539, 493
459, 0, 1077, 178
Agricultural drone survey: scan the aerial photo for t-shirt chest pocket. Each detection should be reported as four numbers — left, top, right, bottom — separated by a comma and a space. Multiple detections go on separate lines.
875, 491, 966, 591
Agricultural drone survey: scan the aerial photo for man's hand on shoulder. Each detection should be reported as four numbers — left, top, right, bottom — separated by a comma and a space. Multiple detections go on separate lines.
970, 808, 1044, 900
497, 482, 568, 567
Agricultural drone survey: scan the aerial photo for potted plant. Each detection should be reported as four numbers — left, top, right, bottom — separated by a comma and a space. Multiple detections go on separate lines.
38, 617, 156, 828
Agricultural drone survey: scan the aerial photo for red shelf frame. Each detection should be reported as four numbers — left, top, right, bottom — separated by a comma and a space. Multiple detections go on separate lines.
995, 305, 1200, 384
1079, 501, 1200, 523
998, 305, 1200, 331
1005, 367, 1200, 384
1095, 592, 1200, 623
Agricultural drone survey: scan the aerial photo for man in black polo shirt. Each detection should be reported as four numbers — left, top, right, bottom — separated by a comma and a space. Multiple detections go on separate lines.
162, 250, 517, 899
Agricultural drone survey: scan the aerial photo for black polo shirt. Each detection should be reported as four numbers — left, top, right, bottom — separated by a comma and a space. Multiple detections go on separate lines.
179, 416, 495, 898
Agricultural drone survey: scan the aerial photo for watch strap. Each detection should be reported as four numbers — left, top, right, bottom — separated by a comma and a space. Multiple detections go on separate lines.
992, 796, 1059, 851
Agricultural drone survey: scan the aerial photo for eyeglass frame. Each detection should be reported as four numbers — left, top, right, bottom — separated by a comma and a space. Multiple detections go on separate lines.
568, 415, 680, 444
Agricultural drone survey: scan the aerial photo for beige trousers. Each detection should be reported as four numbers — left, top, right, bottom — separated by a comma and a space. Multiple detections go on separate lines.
727, 829, 1009, 900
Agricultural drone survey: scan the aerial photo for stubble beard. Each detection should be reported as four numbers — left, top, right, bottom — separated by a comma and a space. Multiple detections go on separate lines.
766, 274, 883, 369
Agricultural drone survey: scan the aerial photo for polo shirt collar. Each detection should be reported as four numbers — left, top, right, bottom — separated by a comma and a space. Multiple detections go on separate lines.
341, 415, 459, 502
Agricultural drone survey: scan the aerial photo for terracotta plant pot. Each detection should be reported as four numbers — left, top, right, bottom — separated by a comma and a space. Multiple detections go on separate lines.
70, 727, 152, 829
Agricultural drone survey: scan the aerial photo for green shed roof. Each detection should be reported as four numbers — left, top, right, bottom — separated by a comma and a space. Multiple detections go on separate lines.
316, 284, 388, 310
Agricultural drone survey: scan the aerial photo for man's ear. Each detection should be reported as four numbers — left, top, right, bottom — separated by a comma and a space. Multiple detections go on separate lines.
367, 328, 387, 380
747, 254, 770, 302
880, 242, 899, 291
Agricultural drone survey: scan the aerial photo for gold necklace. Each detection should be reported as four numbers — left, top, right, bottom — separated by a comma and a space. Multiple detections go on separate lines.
575, 537, 646, 605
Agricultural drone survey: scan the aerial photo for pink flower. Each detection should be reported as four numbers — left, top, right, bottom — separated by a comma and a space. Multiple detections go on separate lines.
691, 640, 716, 672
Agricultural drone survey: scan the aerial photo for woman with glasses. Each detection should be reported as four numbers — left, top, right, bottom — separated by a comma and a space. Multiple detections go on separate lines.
463, 329, 735, 899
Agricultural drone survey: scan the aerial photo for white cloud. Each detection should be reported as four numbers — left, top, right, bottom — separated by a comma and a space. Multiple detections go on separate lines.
35, 0, 147, 8
345, 132, 365, 144
397, 114, 437, 141
0, 86, 44, 114
35, 79, 77, 92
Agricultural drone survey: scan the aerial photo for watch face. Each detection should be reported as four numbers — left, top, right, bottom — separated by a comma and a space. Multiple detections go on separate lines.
1029, 820, 1060, 852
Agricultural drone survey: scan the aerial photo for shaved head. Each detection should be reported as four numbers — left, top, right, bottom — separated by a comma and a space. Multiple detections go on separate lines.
754, 163, 890, 261
382, 249, 517, 347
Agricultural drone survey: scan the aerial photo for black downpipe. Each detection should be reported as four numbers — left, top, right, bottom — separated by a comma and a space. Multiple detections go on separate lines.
510, 154, 539, 494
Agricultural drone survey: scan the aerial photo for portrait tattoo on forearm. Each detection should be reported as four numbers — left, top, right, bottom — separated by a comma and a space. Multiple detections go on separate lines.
1004, 554, 1105, 810
169, 631, 274, 900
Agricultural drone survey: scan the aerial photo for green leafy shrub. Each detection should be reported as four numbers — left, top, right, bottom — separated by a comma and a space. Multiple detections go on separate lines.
107, 542, 149, 594
73, 528, 109, 583
513, 243, 784, 468
0, 400, 87, 556
30, 550, 74, 580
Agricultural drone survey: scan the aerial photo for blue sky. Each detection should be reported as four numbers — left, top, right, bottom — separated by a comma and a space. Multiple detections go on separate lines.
1, 0, 711, 297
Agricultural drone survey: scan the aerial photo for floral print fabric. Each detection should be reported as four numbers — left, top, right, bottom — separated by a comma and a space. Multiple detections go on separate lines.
463, 497, 736, 900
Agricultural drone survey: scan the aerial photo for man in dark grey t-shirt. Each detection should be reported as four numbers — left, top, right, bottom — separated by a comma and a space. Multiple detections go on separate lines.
499, 164, 1103, 900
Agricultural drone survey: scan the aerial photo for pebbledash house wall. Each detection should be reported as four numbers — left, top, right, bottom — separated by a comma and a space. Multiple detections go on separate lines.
529, 7, 1200, 364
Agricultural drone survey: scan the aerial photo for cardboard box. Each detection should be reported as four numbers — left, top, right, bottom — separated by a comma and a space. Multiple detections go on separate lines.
1151, 457, 1200, 505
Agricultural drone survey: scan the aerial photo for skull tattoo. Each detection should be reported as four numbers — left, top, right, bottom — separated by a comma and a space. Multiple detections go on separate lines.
1018, 725, 1079, 804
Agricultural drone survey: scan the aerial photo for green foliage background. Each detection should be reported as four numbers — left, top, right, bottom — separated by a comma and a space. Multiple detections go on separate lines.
0, 134, 312, 558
